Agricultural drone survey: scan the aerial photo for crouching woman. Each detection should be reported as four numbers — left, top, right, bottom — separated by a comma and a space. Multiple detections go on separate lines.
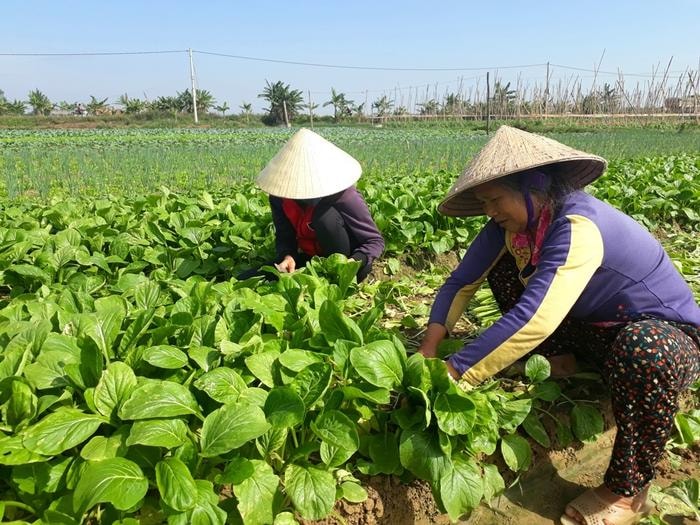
418, 126, 700, 525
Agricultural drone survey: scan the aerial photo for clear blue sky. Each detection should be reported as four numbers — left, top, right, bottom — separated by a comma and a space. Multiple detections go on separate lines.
2, 0, 698, 114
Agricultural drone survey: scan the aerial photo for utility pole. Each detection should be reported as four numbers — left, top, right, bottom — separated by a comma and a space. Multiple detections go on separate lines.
544, 62, 550, 117
188, 48, 198, 124
283, 100, 290, 128
308, 90, 314, 129
486, 72, 491, 135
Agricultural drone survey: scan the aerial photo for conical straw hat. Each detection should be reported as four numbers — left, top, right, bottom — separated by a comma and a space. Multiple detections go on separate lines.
439, 125, 607, 216
256, 128, 362, 199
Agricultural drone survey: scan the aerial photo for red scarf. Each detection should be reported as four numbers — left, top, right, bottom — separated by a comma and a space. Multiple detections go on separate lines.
281, 199, 322, 256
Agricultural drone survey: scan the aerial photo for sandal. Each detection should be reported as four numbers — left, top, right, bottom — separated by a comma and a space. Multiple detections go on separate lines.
560, 489, 653, 525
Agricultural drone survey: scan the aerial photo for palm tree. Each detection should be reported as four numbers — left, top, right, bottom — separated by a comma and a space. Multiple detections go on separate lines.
323, 88, 354, 121
418, 99, 440, 115
0, 90, 7, 115
87, 95, 109, 115
118, 94, 147, 114
443, 93, 464, 114
258, 80, 304, 126
305, 100, 320, 119
491, 82, 516, 115
239, 102, 253, 124
57, 100, 75, 111
175, 89, 215, 114
27, 89, 53, 116
600, 83, 619, 113
371, 95, 393, 117
151, 96, 179, 113
6, 99, 27, 115
214, 102, 230, 116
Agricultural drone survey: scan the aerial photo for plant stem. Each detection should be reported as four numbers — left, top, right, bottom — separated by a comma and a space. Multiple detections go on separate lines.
2, 501, 36, 514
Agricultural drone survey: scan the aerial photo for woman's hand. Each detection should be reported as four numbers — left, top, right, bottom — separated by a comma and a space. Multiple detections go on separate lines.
417, 323, 448, 358
275, 255, 296, 273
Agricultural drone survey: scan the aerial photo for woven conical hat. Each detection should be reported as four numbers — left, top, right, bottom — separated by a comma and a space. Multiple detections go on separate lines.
256, 128, 362, 199
439, 125, 607, 216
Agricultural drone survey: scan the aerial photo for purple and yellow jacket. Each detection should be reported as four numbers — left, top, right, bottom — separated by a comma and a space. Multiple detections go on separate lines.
429, 191, 700, 385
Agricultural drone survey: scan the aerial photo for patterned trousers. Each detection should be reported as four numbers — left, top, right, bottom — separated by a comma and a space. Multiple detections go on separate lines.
487, 254, 700, 496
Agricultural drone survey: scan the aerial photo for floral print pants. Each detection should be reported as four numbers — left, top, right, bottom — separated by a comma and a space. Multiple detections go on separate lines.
487, 254, 700, 496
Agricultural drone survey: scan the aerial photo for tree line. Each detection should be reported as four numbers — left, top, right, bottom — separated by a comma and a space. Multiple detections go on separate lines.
0, 80, 372, 125
2, 76, 696, 125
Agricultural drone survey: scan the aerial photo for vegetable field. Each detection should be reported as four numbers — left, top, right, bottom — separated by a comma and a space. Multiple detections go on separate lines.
0, 126, 698, 524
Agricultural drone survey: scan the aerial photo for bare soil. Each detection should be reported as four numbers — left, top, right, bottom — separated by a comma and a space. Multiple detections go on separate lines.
303, 383, 699, 525
304, 433, 699, 525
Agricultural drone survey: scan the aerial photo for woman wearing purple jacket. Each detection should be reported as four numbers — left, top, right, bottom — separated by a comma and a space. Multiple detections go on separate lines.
418, 126, 699, 525
239, 128, 384, 282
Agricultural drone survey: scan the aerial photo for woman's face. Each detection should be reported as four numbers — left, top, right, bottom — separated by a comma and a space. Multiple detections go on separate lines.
473, 182, 530, 233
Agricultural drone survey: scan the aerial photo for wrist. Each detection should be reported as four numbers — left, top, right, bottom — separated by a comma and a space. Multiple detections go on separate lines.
350, 251, 368, 266
446, 361, 460, 380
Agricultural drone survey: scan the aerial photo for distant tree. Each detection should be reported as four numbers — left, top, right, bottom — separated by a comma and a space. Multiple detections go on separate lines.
196, 89, 215, 114
304, 100, 320, 121
491, 81, 516, 104
214, 101, 230, 116
57, 100, 76, 111
0, 93, 28, 115
258, 80, 304, 126
118, 94, 147, 114
580, 92, 599, 115
175, 89, 215, 114
239, 102, 253, 124
418, 99, 440, 115
323, 88, 354, 121
352, 102, 366, 117
151, 96, 179, 113
27, 89, 53, 116
86, 95, 109, 115
6, 99, 27, 115
600, 83, 619, 113
443, 93, 465, 114
491, 81, 516, 115
371, 95, 393, 117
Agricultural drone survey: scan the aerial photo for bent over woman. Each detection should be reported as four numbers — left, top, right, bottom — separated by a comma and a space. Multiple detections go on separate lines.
239, 128, 384, 282
418, 126, 700, 525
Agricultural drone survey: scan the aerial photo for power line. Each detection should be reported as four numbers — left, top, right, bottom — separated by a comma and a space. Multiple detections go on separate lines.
0, 50, 187, 56
0, 49, 685, 78
1, 48, 693, 79
549, 63, 686, 78
194, 50, 546, 72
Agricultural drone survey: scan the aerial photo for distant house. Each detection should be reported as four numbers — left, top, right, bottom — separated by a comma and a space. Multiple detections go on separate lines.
664, 96, 698, 113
